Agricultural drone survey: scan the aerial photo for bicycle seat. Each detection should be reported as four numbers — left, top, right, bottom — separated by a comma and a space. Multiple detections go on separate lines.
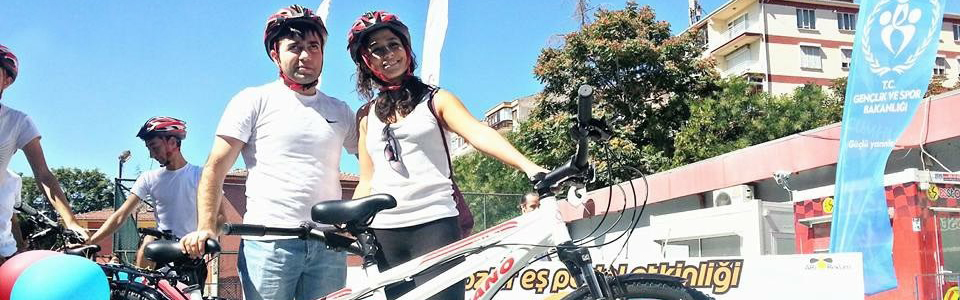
312, 194, 397, 225
144, 239, 221, 266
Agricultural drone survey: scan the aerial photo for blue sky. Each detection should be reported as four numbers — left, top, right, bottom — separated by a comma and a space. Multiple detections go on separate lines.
2, 0, 957, 180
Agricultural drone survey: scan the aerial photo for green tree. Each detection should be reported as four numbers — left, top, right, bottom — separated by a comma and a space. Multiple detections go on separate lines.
453, 135, 530, 231
21, 167, 114, 216
453, 151, 528, 194
672, 78, 843, 165
515, 2, 720, 187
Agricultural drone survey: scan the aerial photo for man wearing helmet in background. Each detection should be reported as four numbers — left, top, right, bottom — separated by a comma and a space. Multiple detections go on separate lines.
0, 44, 88, 266
87, 117, 224, 268
180, 5, 358, 300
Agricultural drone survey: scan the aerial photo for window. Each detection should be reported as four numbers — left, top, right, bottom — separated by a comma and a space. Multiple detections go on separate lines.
727, 13, 748, 38
800, 46, 822, 69
837, 12, 856, 31
725, 46, 750, 71
841, 48, 853, 69
954, 24, 960, 41
486, 107, 513, 127
745, 73, 764, 94
934, 57, 947, 76
797, 9, 816, 29
666, 235, 742, 257
940, 218, 960, 273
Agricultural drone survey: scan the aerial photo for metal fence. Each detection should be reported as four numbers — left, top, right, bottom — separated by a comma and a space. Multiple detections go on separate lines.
113, 178, 140, 263
208, 252, 243, 300
462, 192, 523, 232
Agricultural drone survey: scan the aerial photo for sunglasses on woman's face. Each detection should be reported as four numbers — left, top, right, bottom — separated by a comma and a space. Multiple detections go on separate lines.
382, 125, 405, 173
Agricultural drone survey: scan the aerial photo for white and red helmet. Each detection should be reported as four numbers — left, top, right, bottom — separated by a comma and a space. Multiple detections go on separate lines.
347, 11, 412, 65
263, 5, 328, 58
0, 44, 18, 83
136, 116, 187, 140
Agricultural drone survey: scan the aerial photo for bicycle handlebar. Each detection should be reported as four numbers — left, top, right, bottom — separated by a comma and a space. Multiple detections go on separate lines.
533, 84, 605, 196
13, 200, 39, 216
138, 227, 177, 240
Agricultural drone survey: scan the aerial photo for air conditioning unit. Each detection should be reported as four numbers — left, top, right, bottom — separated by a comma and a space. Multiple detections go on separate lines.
712, 185, 755, 207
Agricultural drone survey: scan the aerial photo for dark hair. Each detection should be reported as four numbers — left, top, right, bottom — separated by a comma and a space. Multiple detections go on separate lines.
141, 135, 182, 148
353, 28, 427, 123
268, 22, 325, 58
520, 192, 539, 205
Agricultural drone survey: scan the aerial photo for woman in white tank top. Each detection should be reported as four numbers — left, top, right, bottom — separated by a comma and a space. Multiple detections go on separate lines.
346, 11, 547, 300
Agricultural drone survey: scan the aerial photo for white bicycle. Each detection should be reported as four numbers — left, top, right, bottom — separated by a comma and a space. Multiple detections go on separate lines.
223, 85, 713, 300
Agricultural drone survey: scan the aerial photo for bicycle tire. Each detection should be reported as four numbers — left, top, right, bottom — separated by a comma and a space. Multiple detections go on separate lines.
110, 281, 171, 300
560, 275, 713, 300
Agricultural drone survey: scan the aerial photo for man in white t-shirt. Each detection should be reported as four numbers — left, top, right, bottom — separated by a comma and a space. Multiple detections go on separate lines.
180, 5, 358, 300
87, 117, 224, 268
1, 44, 88, 267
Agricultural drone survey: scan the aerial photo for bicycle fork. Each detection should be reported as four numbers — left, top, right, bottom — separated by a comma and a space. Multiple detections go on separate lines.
557, 241, 612, 299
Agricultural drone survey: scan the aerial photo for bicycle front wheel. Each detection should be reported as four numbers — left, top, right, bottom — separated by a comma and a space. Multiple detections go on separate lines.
561, 275, 712, 300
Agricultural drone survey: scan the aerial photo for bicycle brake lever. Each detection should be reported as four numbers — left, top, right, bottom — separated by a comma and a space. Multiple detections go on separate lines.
587, 118, 612, 142
566, 185, 588, 207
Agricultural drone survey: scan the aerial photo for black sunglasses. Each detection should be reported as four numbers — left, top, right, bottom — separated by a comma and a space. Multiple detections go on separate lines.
382, 125, 405, 173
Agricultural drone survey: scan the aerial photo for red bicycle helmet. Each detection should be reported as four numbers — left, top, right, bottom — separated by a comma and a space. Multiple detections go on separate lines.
0, 44, 18, 84
263, 5, 328, 58
136, 116, 187, 140
347, 11, 412, 66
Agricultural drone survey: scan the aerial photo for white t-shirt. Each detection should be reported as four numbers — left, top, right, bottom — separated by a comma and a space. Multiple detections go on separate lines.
216, 80, 358, 233
0, 105, 40, 183
0, 169, 21, 257
130, 164, 202, 239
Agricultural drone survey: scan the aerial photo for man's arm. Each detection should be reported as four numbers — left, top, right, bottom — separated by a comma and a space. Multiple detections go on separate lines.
21, 137, 89, 240
180, 136, 243, 257
11, 214, 24, 253
86, 193, 142, 245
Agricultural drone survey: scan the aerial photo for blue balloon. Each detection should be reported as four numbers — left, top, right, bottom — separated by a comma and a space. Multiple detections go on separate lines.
10, 254, 109, 300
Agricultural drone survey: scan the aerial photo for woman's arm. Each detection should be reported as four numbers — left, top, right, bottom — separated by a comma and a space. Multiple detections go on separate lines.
21, 137, 88, 239
434, 90, 547, 177
353, 114, 373, 199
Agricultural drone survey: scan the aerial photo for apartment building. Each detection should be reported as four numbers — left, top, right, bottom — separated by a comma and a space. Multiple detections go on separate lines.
450, 94, 537, 158
687, 0, 960, 94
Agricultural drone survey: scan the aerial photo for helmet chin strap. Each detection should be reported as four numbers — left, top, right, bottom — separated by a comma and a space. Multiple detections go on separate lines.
280, 70, 318, 93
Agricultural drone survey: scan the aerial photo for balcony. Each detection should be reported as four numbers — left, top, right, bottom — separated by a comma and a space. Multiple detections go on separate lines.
489, 119, 514, 132
710, 29, 762, 57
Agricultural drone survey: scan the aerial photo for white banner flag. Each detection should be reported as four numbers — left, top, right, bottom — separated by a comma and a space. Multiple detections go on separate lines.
420, 0, 448, 86
316, 0, 331, 25
315, 0, 331, 87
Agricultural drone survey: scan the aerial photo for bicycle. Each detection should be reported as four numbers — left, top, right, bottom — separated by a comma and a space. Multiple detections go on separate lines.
222, 85, 714, 300
14, 200, 223, 300
13, 200, 85, 252
100, 228, 223, 300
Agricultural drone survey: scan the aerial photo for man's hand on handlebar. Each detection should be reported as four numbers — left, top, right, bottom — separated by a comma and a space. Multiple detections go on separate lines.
180, 229, 217, 259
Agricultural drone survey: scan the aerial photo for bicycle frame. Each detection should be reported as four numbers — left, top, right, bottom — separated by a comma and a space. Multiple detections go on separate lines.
323, 194, 582, 300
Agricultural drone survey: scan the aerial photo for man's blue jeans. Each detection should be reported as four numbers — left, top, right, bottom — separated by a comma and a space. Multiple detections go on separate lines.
238, 238, 346, 300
